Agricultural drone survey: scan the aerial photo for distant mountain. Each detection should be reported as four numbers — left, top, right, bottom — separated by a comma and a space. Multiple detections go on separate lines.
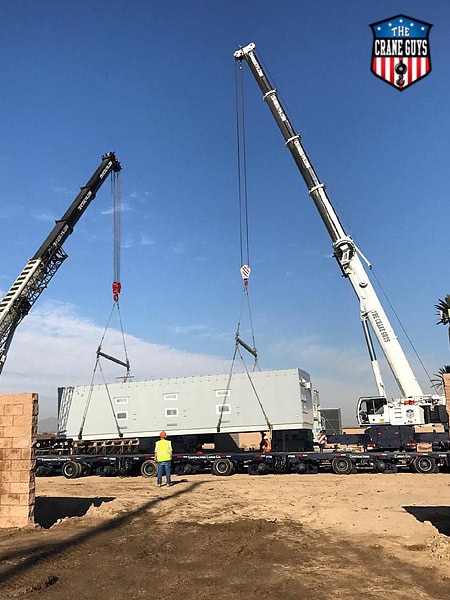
38, 416, 58, 434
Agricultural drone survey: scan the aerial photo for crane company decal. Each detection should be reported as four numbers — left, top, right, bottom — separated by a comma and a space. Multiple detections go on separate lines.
369, 15, 432, 91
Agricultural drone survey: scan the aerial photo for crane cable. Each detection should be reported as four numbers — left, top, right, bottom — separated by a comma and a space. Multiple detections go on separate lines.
235, 58, 258, 368
79, 170, 130, 439
217, 61, 272, 437
370, 267, 436, 389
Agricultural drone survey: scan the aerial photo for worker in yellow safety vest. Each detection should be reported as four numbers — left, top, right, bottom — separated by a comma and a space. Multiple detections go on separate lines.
155, 431, 173, 487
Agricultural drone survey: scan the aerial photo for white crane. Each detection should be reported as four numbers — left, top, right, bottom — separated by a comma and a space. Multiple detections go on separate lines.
234, 42, 447, 429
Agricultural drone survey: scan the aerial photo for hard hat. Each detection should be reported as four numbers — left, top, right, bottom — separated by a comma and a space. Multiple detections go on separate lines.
160, 431, 167, 438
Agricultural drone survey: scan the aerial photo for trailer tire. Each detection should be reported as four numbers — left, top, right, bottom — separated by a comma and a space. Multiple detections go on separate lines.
211, 458, 233, 476
62, 460, 82, 479
140, 459, 157, 478
182, 463, 194, 475
413, 456, 436, 474
257, 462, 269, 474
375, 461, 387, 473
248, 462, 263, 476
331, 456, 353, 475
80, 463, 92, 477
296, 461, 308, 474
35, 465, 49, 477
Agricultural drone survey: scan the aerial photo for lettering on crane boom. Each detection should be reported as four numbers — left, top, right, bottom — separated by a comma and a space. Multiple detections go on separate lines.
270, 94, 287, 122
249, 52, 264, 77
77, 190, 93, 212
371, 310, 390, 342
99, 161, 113, 180
51, 224, 69, 249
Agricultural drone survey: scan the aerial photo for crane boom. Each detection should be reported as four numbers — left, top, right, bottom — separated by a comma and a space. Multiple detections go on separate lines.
234, 42, 426, 402
0, 152, 121, 375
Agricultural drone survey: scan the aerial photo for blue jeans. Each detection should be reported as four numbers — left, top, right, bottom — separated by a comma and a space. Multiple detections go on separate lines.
157, 461, 172, 485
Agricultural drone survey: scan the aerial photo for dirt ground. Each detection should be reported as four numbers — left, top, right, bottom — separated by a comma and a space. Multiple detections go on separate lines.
1, 472, 450, 599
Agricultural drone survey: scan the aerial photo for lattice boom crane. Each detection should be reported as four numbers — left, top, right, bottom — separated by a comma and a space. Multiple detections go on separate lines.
0, 152, 121, 375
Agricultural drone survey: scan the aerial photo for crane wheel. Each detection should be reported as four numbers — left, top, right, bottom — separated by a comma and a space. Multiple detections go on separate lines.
211, 458, 234, 476
140, 459, 157, 478
412, 456, 436, 474
62, 460, 82, 479
331, 456, 353, 475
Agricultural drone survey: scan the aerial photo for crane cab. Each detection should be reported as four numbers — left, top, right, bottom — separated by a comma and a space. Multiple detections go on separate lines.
357, 396, 389, 426
357, 396, 430, 426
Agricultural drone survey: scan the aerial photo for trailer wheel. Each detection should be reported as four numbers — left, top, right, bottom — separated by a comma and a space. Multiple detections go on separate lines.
413, 456, 436, 474
331, 456, 353, 475
296, 461, 308, 474
174, 464, 185, 475
211, 458, 233, 476
140, 459, 157, 478
80, 463, 92, 477
62, 460, 82, 479
375, 461, 386, 473
35, 465, 49, 477
248, 462, 262, 476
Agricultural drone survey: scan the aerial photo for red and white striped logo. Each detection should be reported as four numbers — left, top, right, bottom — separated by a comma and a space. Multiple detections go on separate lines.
370, 15, 432, 91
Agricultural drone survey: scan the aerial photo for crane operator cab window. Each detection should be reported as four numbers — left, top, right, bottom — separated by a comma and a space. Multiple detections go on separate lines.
357, 397, 387, 425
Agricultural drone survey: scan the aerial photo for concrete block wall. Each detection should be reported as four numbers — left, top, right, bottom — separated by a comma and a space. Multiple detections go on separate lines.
0, 393, 38, 528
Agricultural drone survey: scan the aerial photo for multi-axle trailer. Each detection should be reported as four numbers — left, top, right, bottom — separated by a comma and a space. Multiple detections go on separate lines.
35, 447, 448, 479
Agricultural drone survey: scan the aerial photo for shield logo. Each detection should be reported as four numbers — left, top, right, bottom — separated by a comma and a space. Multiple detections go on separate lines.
370, 15, 432, 91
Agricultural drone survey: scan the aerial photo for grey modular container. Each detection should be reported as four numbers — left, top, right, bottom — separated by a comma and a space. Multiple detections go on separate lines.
58, 368, 315, 441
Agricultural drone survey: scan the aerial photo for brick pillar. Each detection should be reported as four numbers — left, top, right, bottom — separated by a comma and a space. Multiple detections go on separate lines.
443, 374, 450, 423
0, 393, 38, 528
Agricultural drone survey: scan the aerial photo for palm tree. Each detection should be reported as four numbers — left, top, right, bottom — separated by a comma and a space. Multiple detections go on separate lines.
435, 294, 450, 349
431, 365, 450, 394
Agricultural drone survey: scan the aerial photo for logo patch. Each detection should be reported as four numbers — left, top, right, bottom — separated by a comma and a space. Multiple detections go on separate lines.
370, 14, 432, 91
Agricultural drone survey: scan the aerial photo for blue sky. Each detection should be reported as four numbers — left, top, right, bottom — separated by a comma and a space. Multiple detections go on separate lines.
1, 1, 449, 425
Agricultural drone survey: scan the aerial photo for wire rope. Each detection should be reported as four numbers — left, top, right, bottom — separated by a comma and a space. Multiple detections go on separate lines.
217, 69, 271, 434
370, 267, 435, 387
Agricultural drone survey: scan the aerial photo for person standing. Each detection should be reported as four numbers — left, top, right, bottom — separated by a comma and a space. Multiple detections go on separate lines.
155, 430, 172, 487
259, 431, 272, 453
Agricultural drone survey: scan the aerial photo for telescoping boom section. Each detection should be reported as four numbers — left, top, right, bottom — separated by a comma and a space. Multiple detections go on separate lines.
234, 43, 445, 427
0, 152, 121, 375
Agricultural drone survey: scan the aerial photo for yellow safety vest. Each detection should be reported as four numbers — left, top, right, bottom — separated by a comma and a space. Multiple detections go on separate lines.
155, 439, 172, 462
